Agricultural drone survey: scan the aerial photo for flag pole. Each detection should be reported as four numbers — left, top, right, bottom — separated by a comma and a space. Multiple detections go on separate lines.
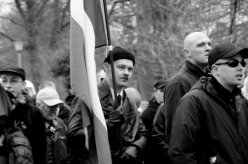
103, 0, 118, 108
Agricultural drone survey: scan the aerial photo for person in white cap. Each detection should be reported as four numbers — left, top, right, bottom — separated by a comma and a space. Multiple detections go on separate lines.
36, 87, 70, 125
36, 87, 69, 164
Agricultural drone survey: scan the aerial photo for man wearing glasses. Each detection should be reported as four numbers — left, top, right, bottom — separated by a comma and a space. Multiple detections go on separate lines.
168, 43, 248, 164
0, 66, 47, 164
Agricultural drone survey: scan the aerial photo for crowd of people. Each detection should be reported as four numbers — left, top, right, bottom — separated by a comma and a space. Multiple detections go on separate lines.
1, 31, 248, 164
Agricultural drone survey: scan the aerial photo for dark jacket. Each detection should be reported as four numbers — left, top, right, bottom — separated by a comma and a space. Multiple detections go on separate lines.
67, 97, 97, 164
0, 85, 12, 159
8, 103, 47, 164
168, 76, 248, 164
57, 103, 70, 126
165, 60, 207, 141
140, 97, 160, 134
141, 103, 167, 164
151, 103, 169, 163
98, 80, 147, 163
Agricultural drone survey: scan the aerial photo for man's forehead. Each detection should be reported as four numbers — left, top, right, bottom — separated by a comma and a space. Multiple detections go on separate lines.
114, 58, 134, 65
184, 32, 211, 47
1, 73, 22, 79
195, 37, 211, 44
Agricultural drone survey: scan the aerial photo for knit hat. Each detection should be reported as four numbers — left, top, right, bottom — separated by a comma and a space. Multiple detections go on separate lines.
104, 47, 135, 65
208, 43, 248, 67
0, 66, 25, 80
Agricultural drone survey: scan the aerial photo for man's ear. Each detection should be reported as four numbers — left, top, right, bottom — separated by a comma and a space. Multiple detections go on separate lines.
210, 65, 218, 76
103, 62, 110, 72
183, 48, 190, 58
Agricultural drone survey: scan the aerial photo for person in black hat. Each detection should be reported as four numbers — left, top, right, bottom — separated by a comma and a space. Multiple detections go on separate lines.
140, 80, 168, 164
141, 80, 168, 133
68, 47, 147, 164
168, 43, 248, 164
0, 66, 47, 164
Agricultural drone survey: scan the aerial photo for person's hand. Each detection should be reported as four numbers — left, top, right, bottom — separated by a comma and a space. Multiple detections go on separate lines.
120, 146, 139, 163
16, 90, 27, 104
107, 108, 125, 127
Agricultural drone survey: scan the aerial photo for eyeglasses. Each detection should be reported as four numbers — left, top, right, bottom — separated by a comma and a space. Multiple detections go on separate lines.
214, 59, 246, 67
1, 78, 23, 85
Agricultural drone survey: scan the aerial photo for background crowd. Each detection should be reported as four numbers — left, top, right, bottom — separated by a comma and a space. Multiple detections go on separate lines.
1, 31, 248, 164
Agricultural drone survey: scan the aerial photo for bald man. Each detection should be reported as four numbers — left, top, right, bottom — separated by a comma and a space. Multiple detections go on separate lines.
151, 31, 212, 163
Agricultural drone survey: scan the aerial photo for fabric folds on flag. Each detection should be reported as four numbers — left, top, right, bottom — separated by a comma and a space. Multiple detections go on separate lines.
84, 0, 108, 48
70, 0, 111, 164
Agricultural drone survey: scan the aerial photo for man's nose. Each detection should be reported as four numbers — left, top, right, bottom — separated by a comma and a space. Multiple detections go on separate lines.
123, 68, 130, 74
206, 44, 212, 51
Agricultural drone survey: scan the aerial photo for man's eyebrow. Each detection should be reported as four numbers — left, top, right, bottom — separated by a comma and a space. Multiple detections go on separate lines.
197, 41, 205, 45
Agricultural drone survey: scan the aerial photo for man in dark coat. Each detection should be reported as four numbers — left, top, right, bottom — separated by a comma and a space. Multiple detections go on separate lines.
169, 43, 248, 164
140, 81, 167, 164
141, 80, 167, 134
0, 66, 47, 164
68, 47, 147, 164
165, 32, 212, 141
99, 47, 147, 164
151, 32, 212, 163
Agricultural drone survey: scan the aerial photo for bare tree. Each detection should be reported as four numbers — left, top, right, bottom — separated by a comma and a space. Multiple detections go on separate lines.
0, 0, 70, 89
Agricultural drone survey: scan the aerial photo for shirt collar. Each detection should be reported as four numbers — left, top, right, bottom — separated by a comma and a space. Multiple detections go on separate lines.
110, 88, 124, 100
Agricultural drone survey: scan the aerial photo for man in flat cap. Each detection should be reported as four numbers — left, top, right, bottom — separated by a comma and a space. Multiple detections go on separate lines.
168, 43, 248, 164
68, 47, 147, 164
0, 66, 47, 164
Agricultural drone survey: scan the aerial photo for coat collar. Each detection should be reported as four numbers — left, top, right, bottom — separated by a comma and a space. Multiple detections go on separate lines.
98, 79, 112, 100
185, 60, 207, 79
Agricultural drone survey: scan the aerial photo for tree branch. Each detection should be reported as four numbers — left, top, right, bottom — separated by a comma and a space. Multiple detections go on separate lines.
0, 16, 25, 27
34, 0, 50, 24
14, 0, 27, 24
0, 31, 14, 42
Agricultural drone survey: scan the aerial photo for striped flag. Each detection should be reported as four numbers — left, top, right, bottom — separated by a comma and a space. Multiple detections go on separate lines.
70, 0, 112, 164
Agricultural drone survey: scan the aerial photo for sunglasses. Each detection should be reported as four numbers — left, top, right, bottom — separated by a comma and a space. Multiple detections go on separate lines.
214, 59, 246, 67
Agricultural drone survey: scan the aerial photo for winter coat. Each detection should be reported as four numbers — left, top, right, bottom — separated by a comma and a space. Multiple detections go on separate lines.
8, 103, 47, 164
168, 76, 248, 164
67, 97, 97, 164
98, 80, 147, 163
57, 103, 70, 126
140, 97, 160, 134
165, 60, 207, 141
0, 85, 12, 162
151, 103, 169, 163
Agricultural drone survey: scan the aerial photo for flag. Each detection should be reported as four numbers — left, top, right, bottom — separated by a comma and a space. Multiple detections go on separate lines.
70, 0, 112, 164
84, 0, 108, 48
